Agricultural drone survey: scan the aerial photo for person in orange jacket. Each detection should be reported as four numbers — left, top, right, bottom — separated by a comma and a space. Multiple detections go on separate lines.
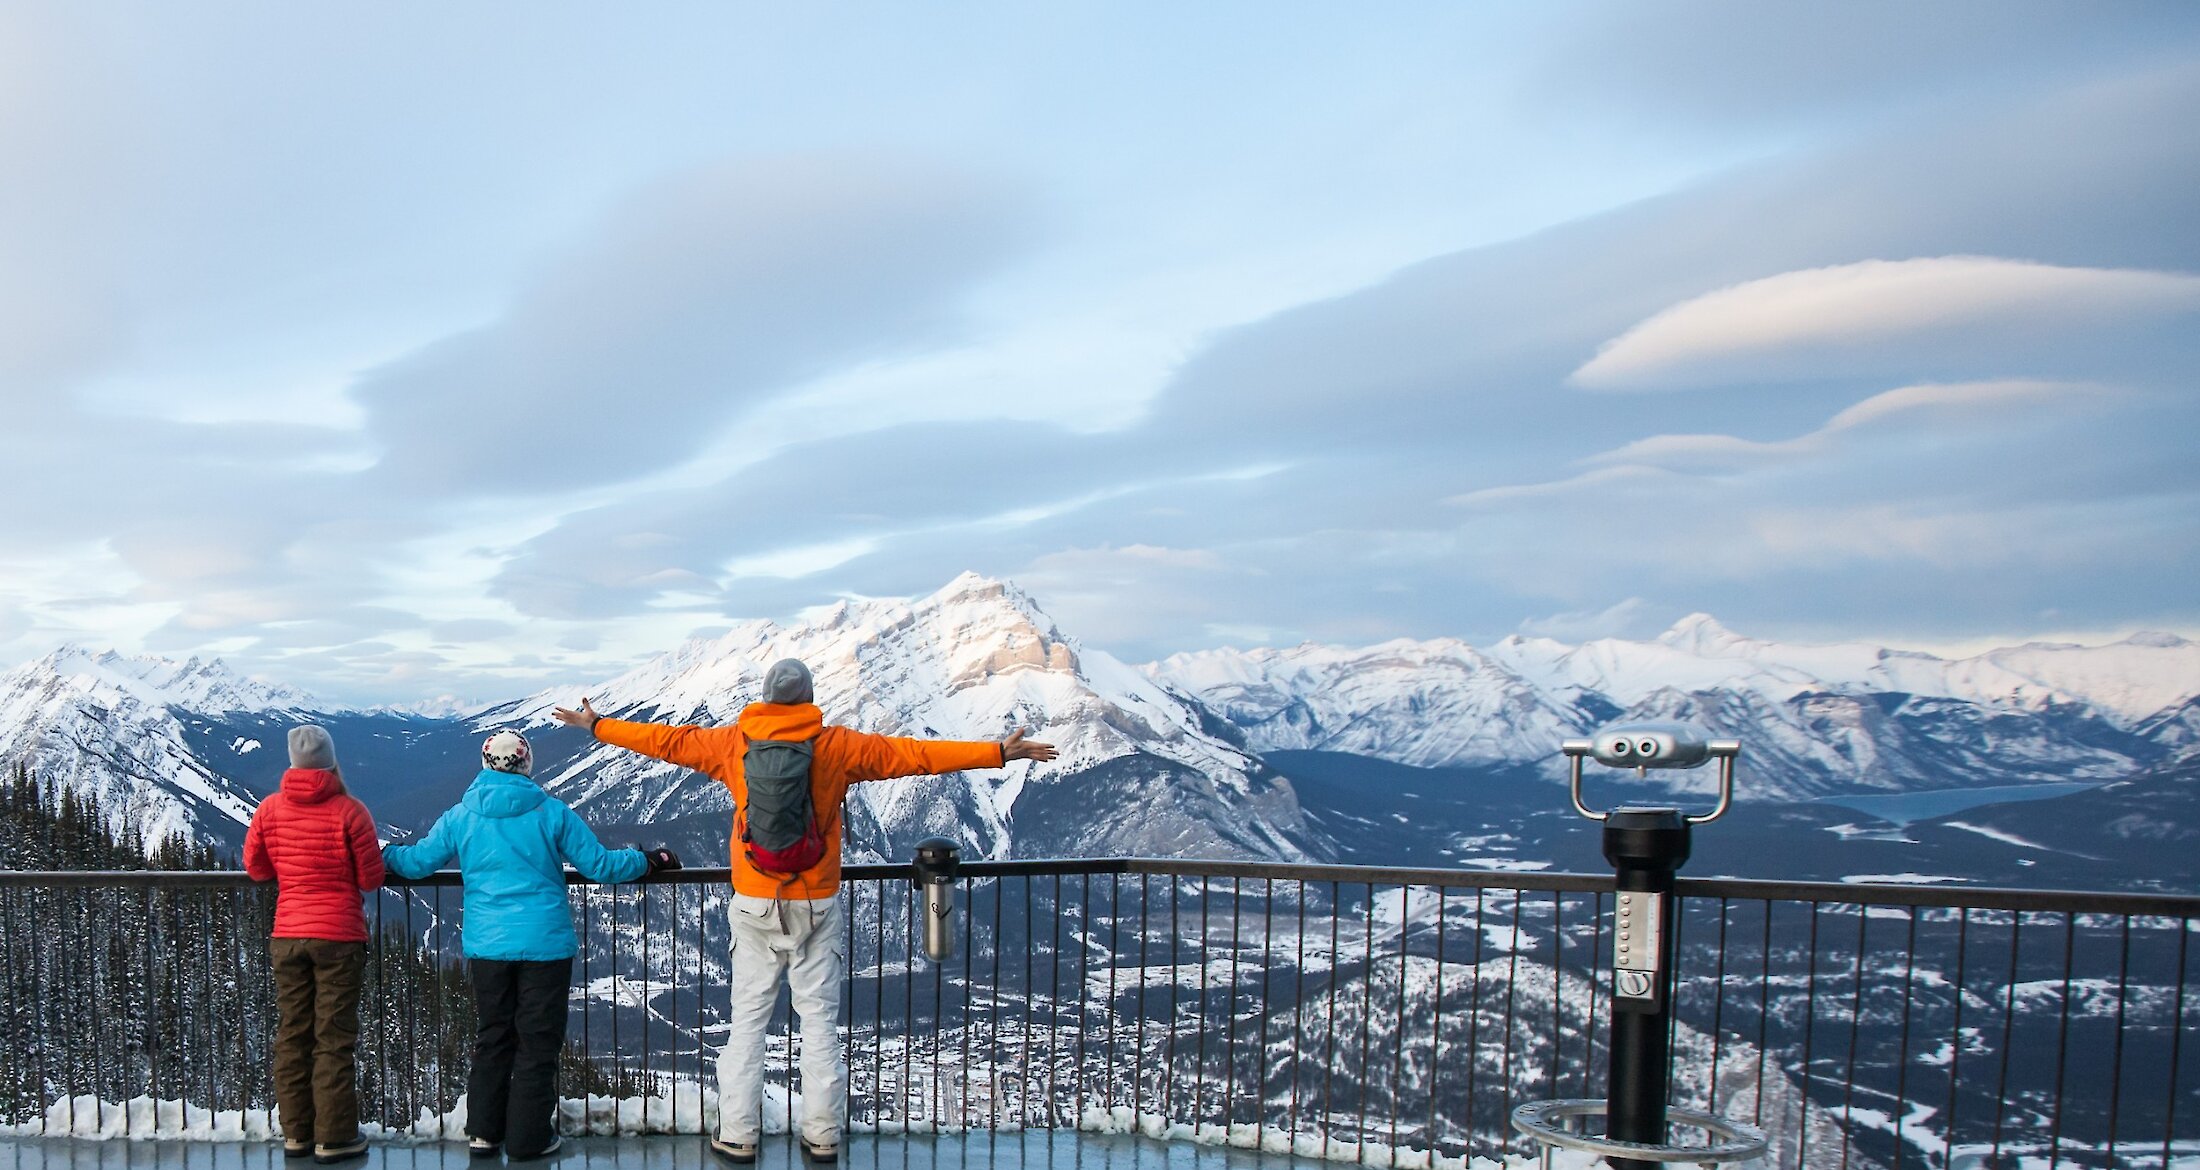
552, 658, 1055, 1166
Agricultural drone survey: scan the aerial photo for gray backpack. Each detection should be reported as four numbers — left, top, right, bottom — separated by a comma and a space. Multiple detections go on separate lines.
741, 739, 825, 874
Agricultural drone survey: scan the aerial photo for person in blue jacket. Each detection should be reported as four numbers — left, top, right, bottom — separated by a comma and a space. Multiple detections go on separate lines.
385, 729, 679, 1161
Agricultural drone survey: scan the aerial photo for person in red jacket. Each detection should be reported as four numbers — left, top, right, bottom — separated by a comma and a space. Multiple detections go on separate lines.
242, 725, 385, 1165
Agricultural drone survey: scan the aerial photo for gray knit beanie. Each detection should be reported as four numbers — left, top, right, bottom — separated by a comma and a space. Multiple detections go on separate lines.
288, 725, 338, 770
763, 658, 815, 705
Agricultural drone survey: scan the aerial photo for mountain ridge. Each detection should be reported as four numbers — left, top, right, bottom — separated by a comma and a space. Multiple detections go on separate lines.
0, 575, 2189, 872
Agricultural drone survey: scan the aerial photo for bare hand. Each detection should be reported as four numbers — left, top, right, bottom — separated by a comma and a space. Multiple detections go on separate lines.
1001, 729, 1057, 764
552, 697, 603, 733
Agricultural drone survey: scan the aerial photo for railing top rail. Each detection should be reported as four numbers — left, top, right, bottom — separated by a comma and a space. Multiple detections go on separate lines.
1, 856, 2192, 916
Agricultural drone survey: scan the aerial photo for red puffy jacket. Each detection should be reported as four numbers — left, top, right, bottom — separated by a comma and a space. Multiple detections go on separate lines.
242, 769, 386, 941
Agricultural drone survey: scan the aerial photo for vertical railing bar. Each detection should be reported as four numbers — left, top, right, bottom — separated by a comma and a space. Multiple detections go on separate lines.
144, 884, 158, 1126
435, 882, 449, 1139
1394, 886, 1413, 1154
1107, 872, 1120, 1118
2046, 911, 2077, 1169
1498, 893, 1521, 1158
697, 883, 708, 1136
990, 875, 1004, 1130
1944, 907, 1970, 1170
1323, 881, 1340, 1150
871, 879, 880, 1126
1225, 876, 1241, 1133
0, 888, 14, 1123
1891, 907, 1918, 1170
92, 891, 107, 1133
2104, 914, 2132, 1166
1076, 871, 1092, 1126
1195, 876, 1209, 1131
1582, 890, 1603, 1101
206, 886, 219, 1126
1839, 905, 1866, 1170
1755, 899, 1771, 1132
2161, 917, 2189, 1170
1359, 882, 1376, 1147
903, 879, 917, 1129
961, 877, 976, 1131
1259, 877, 1274, 1144
1463, 889, 1483, 1162
1291, 879, 1306, 1144
1990, 911, 2023, 1168
1022, 875, 1035, 1128
1132, 874, 1150, 1130
1798, 903, 1820, 1170
579, 885, 591, 1127
1232, 870, 1249, 1126
612, 886, 626, 1136
1707, 897, 1728, 1115
1045, 872, 1063, 1126
7, 887, 28, 1128
1427, 886, 1446, 1160
642, 882, 652, 1122
1547, 890, 1562, 1107
404, 887, 417, 1131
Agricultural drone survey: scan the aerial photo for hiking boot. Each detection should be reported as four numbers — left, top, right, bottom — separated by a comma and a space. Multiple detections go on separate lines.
802, 1137, 839, 1164
709, 1137, 758, 1165
283, 1141, 313, 1160
509, 1135, 562, 1162
469, 1137, 501, 1160
313, 1138, 368, 1165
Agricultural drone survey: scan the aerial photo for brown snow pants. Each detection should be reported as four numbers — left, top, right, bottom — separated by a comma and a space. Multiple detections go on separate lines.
270, 938, 365, 1146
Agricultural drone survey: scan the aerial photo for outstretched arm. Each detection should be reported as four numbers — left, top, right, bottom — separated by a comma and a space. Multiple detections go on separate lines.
555, 696, 737, 774
837, 726, 1057, 784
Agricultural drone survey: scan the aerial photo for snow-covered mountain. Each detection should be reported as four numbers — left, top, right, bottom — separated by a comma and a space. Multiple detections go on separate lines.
490, 573, 1316, 863
1, 580, 2193, 865
0, 647, 332, 847
1150, 617, 2199, 798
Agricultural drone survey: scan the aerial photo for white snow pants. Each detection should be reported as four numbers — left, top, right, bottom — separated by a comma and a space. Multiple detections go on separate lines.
717, 893, 846, 1145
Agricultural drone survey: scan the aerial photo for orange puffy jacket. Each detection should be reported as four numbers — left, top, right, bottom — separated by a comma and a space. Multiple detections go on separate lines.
242, 769, 386, 941
594, 702, 1004, 899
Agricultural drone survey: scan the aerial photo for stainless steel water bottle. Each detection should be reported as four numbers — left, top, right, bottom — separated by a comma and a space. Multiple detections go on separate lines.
911, 837, 961, 961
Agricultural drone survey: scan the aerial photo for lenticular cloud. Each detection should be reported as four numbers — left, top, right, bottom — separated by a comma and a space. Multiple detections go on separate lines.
1570, 256, 2200, 391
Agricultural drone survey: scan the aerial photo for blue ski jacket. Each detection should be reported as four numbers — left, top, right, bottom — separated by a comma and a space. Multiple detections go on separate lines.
383, 768, 649, 960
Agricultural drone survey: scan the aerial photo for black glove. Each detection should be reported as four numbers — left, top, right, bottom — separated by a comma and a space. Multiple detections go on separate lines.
645, 848, 682, 874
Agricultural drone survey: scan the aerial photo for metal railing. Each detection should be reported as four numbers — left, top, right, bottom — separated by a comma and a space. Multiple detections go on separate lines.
0, 861, 2193, 1169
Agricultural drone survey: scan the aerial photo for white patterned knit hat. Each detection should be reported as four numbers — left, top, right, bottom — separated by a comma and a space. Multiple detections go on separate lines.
482, 730, 533, 777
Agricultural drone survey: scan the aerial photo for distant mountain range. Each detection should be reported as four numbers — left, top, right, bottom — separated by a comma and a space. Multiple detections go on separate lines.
1, 573, 2193, 887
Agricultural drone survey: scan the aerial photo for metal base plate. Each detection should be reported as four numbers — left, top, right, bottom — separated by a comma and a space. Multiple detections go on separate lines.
1510, 1099, 1768, 1166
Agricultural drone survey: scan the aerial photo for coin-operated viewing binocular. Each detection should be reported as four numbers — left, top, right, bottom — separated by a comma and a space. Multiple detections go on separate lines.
910, 837, 962, 962
1511, 722, 1764, 1170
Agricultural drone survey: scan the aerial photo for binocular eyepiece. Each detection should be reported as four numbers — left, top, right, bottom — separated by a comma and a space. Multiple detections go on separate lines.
1563, 722, 1740, 771
1562, 722, 1742, 825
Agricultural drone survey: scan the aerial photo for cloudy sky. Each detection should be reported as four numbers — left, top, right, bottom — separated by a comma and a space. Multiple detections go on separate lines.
3, 3, 2197, 705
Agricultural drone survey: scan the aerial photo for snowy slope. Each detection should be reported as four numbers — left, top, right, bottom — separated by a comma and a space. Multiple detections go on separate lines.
0, 648, 331, 848
1153, 617, 2193, 796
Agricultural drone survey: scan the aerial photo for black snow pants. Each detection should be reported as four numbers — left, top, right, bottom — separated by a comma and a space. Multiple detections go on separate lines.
467, 957, 572, 1157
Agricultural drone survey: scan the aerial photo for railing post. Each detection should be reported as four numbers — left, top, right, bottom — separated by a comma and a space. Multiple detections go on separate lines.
1601, 807, 1690, 1170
